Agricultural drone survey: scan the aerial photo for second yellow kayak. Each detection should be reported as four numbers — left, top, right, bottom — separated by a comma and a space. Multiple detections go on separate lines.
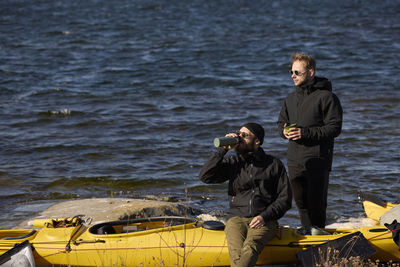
359, 191, 399, 222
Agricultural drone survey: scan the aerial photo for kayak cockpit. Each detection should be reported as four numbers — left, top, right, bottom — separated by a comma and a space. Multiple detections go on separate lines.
88, 216, 206, 235
0, 229, 37, 240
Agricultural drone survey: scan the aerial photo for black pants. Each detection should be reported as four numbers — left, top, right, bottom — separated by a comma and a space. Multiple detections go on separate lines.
288, 167, 330, 228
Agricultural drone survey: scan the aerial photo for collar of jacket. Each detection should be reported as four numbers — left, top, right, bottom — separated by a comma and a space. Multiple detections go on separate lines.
238, 147, 265, 162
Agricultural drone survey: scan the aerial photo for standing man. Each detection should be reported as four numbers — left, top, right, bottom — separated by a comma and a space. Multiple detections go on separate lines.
199, 123, 292, 267
277, 53, 343, 228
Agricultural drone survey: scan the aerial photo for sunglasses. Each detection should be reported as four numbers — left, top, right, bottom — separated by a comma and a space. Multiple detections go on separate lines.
236, 131, 255, 139
290, 70, 307, 76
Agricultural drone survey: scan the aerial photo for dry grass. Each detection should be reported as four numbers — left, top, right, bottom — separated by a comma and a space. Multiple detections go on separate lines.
314, 247, 400, 267
310, 232, 400, 267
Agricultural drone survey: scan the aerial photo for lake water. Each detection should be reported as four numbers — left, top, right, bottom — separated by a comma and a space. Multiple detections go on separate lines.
0, 0, 399, 229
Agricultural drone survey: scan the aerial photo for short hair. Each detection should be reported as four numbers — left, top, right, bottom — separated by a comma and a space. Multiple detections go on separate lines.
291, 53, 316, 70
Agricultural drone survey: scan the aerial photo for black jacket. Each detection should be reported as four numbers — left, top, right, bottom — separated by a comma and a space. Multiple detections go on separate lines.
277, 77, 343, 170
199, 147, 292, 222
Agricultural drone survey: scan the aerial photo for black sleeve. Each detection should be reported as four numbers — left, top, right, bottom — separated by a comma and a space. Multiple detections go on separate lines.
260, 161, 292, 221
277, 99, 289, 139
302, 93, 343, 141
199, 148, 235, 184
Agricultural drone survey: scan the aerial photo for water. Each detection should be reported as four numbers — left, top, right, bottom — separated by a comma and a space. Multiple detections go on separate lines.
0, 0, 399, 229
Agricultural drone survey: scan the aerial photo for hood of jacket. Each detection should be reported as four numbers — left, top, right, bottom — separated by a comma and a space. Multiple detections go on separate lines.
296, 76, 332, 95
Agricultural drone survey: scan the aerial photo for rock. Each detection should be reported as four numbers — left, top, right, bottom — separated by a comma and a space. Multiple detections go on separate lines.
380, 204, 400, 226
17, 198, 200, 229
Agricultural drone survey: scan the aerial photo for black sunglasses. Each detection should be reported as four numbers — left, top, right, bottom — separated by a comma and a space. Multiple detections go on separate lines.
236, 131, 254, 139
290, 70, 307, 76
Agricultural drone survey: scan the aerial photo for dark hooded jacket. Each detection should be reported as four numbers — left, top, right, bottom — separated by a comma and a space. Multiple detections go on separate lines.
277, 77, 343, 170
199, 147, 292, 222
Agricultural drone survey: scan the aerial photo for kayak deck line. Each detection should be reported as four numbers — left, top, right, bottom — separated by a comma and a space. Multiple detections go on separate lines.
33, 244, 229, 251
367, 228, 400, 241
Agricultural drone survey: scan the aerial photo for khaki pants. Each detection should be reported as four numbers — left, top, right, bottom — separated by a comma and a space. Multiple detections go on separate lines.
224, 216, 278, 267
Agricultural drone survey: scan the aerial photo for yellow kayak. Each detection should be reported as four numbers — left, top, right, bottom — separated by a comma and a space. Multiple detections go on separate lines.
359, 191, 399, 222
0, 216, 399, 266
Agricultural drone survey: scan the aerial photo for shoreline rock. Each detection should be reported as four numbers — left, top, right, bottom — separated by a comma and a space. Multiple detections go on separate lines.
17, 198, 200, 229
380, 204, 400, 226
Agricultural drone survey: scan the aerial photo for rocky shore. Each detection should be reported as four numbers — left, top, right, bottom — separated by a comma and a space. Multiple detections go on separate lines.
17, 198, 201, 229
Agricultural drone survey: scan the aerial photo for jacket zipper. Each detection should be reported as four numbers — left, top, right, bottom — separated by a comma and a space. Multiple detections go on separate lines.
249, 189, 255, 216
249, 163, 254, 216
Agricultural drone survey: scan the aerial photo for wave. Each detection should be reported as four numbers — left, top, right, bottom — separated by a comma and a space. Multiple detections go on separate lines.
45, 109, 71, 116
351, 97, 400, 104
44, 177, 183, 190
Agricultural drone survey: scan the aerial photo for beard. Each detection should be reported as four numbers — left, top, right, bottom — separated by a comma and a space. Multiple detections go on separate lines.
235, 139, 256, 155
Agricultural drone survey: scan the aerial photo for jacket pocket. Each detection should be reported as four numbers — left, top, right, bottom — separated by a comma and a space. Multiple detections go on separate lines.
229, 191, 252, 217
251, 188, 271, 217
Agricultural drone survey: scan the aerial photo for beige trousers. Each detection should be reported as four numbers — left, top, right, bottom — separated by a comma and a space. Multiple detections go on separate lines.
224, 216, 278, 267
